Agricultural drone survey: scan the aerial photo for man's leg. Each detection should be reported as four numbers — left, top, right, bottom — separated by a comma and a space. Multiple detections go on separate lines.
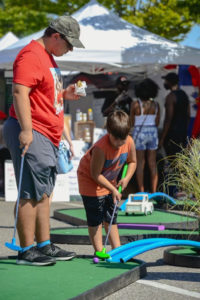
17, 194, 51, 247
16, 199, 37, 248
16, 197, 56, 266
35, 193, 50, 243
36, 193, 76, 261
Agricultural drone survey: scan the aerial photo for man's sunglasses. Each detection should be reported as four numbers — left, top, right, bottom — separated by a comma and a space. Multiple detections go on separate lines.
60, 34, 73, 50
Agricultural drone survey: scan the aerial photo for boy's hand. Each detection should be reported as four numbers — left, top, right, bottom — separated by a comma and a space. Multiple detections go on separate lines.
112, 189, 121, 204
117, 178, 128, 192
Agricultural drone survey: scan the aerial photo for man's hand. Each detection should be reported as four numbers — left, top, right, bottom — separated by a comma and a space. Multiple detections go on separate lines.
63, 84, 80, 100
19, 129, 33, 156
69, 143, 75, 160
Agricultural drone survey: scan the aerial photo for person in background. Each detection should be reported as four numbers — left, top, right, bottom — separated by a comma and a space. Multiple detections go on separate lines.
159, 72, 190, 156
3, 15, 84, 266
130, 78, 160, 193
101, 76, 132, 117
77, 110, 136, 255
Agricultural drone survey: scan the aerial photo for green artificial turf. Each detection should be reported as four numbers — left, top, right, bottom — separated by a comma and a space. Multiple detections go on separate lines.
0, 258, 140, 300
51, 227, 199, 236
170, 246, 200, 256
58, 209, 197, 224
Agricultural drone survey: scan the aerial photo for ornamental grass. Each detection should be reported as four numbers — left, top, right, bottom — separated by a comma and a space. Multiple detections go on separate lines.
162, 138, 200, 234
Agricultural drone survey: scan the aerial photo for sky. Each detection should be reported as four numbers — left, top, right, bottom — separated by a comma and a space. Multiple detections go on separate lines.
180, 24, 200, 49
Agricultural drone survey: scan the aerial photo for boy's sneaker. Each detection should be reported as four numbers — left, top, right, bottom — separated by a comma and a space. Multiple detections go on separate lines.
38, 243, 76, 261
17, 246, 56, 266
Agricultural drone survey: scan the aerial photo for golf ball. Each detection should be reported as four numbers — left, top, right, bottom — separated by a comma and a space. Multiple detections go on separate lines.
93, 257, 99, 264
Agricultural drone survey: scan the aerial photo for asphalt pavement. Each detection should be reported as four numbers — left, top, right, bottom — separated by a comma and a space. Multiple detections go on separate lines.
0, 199, 200, 300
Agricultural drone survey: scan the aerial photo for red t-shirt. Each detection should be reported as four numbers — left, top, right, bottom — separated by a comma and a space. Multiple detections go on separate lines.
77, 134, 133, 196
9, 40, 64, 147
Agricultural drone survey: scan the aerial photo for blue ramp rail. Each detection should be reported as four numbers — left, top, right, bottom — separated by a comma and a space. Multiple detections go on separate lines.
107, 238, 200, 263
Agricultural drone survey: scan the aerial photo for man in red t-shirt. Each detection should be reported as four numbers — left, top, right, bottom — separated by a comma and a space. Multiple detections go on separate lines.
3, 15, 84, 266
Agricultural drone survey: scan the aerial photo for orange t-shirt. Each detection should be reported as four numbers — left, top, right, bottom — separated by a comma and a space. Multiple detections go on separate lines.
77, 134, 133, 196
9, 40, 64, 147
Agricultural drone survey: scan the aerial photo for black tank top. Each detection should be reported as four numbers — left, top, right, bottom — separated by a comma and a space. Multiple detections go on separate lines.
167, 89, 189, 142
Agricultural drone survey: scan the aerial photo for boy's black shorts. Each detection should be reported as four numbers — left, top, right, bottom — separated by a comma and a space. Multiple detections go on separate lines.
82, 194, 118, 226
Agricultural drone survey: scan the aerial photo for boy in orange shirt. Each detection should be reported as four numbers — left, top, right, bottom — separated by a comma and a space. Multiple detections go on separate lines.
77, 110, 137, 254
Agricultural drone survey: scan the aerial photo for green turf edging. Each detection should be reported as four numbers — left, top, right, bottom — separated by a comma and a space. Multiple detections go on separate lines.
53, 208, 198, 230
0, 256, 146, 300
51, 227, 199, 236
163, 247, 200, 268
50, 227, 200, 245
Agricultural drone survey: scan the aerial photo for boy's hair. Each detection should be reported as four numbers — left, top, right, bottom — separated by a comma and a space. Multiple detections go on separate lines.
135, 78, 159, 101
106, 110, 131, 140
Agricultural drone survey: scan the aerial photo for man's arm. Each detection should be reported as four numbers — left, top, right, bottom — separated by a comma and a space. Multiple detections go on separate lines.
13, 83, 33, 156
159, 93, 175, 147
62, 123, 75, 159
103, 91, 127, 116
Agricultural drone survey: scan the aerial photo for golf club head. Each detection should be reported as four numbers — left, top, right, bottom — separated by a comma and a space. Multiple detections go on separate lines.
5, 238, 22, 251
95, 248, 110, 259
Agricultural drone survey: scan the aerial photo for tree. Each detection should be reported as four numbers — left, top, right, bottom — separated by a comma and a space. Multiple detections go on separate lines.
0, 0, 197, 42
177, 0, 200, 23
123, 0, 194, 42
0, 0, 88, 37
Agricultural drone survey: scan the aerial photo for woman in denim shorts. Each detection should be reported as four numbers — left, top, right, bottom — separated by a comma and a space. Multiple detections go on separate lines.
130, 78, 160, 193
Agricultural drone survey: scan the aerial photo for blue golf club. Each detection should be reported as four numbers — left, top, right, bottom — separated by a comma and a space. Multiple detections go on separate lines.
5, 155, 25, 251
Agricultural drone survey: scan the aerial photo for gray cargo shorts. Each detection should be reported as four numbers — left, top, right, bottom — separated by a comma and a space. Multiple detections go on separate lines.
3, 117, 58, 201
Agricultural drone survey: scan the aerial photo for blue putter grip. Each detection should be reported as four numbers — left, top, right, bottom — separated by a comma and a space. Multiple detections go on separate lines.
118, 164, 128, 194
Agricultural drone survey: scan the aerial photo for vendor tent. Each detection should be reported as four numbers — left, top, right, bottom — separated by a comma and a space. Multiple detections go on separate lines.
0, 32, 18, 50
0, 0, 200, 75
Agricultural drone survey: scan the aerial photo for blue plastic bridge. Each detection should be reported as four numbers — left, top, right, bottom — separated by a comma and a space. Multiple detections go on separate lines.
107, 238, 200, 263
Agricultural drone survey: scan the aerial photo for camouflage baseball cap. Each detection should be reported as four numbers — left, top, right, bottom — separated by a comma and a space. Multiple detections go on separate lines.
49, 15, 84, 48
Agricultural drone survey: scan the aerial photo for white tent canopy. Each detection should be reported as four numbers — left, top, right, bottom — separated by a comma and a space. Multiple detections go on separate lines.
0, 0, 200, 74
0, 32, 19, 51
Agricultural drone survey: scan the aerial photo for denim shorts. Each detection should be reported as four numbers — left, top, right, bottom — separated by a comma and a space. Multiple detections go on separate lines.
132, 125, 158, 150
3, 117, 58, 201
81, 194, 118, 226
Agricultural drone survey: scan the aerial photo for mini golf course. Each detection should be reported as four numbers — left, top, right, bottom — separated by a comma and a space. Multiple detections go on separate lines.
51, 207, 200, 271
3, 206, 199, 300
0, 255, 146, 300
